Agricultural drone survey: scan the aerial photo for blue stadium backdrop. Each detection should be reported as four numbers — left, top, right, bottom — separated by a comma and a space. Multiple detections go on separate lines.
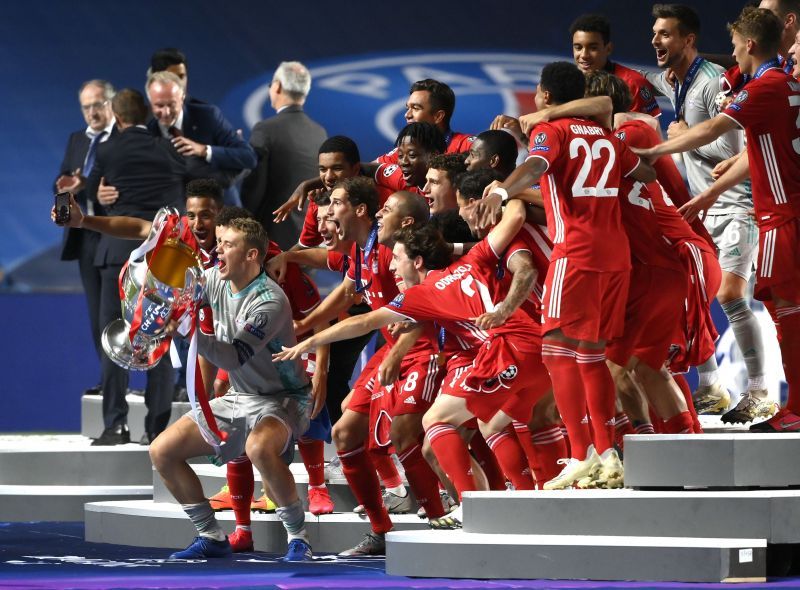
0, 0, 785, 431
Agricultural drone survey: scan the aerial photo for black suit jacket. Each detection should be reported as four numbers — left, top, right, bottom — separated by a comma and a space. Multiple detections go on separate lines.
56, 126, 118, 260
240, 105, 327, 250
86, 126, 187, 266
146, 98, 256, 189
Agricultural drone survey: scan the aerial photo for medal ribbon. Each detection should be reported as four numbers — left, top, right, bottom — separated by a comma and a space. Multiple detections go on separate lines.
674, 56, 705, 120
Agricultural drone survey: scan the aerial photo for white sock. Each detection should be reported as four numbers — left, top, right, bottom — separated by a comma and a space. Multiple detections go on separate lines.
386, 484, 407, 497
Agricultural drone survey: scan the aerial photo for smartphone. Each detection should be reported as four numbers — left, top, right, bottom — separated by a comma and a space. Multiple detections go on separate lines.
54, 192, 71, 224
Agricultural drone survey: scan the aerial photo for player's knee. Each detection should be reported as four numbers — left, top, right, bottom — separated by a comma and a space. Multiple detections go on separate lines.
717, 273, 747, 303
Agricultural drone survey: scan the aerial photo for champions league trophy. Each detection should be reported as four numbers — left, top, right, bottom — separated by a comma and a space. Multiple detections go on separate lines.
101, 207, 205, 370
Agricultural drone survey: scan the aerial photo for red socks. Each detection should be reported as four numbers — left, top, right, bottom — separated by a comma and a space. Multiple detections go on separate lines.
614, 412, 635, 450
577, 346, 617, 454
485, 426, 535, 490
542, 341, 592, 459
426, 422, 476, 501
397, 443, 445, 519
372, 451, 403, 489
338, 446, 392, 534
531, 424, 569, 483
297, 438, 325, 488
776, 306, 800, 414
634, 422, 655, 434
226, 456, 254, 527
469, 431, 507, 490
663, 411, 694, 434
673, 373, 703, 433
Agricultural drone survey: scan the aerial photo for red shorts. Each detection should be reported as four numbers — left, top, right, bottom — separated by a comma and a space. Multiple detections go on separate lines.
368, 354, 443, 452
543, 259, 630, 342
446, 334, 550, 424
347, 344, 388, 415
755, 218, 800, 304
669, 242, 721, 373
606, 264, 686, 371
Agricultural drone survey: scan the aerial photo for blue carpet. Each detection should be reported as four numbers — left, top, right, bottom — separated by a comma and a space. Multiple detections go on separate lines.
1, 522, 798, 590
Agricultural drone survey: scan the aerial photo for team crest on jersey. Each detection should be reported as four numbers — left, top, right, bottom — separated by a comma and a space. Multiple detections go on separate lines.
383, 164, 399, 177
640, 87, 653, 101
615, 131, 626, 141
734, 90, 748, 104
223, 52, 673, 160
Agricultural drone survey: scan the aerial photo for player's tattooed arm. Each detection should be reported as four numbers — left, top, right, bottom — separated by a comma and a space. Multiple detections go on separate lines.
473, 251, 536, 330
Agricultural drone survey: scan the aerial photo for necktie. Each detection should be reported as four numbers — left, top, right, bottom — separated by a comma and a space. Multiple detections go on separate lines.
83, 131, 106, 178
168, 126, 183, 138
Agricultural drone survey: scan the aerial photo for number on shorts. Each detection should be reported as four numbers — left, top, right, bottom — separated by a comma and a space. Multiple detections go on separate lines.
403, 371, 419, 392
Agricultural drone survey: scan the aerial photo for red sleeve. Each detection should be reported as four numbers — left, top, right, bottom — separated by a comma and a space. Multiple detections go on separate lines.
385, 283, 436, 322
376, 148, 399, 165
327, 250, 347, 273
281, 266, 321, 319
722, 84, 764, 128
629, 79, 662, 117
527, 121, 562, 169
375, 162, 405, 191
199, 304, 214, 335
298, 201, 322, 248
616, 138, 642, 178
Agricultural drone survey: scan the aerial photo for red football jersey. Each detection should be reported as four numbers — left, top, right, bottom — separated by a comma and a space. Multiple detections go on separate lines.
615, 119, 715, 249
266, 240, 320, 320
502, 223, 553, 319
374, 162, 425, 198
386, 239, 540, 349
610, 62, 661, 117
723, 68, 800, 230
376, 130, 476, 164
298, 200, 322, 248
528, 117, 638, 271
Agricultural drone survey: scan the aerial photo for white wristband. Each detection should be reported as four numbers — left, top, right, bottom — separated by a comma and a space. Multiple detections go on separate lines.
493, 187, 509, 203
452, 242, 464, 255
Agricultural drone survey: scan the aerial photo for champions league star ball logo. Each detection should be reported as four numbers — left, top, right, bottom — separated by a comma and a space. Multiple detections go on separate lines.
221, 52, 672, 159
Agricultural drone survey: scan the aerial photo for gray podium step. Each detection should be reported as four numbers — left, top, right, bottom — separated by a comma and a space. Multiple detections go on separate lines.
0, 435, 152, 485
462, 489, 800, 543
624, 433, 800, 488
85, 500, 428, 553
81, 394, 190, 441
386, 530, 766, 583
0, 485, 151, 521
152, 463, 360, 512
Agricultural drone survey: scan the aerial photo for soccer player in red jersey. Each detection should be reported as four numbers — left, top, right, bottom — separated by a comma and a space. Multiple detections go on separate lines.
640, 6, 800, 432
423, 153, 467, 215
275, 202, 552, 520
481, 61, 656, 489
465, 130, 520, 180
289, 178, 446, 555
373, 122, 446, 200
570, 14, 662, 118
377, 79, 475, 164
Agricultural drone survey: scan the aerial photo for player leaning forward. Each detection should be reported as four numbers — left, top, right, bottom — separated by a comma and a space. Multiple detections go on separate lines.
149, 217, 314, 560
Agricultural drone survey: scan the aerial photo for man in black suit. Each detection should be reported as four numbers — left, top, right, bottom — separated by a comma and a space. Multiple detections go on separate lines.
241, 61, 327, 251
145, 70, 256, 206
86, 88, 186, 446
55, 80, 117, 396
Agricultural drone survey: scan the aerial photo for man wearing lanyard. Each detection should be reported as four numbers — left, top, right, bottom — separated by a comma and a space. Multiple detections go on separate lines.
636, 6, 800, 433
642, 4, 769, 423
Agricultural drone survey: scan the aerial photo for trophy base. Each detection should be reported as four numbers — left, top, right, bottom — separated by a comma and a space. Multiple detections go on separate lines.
101, 319, 165, 371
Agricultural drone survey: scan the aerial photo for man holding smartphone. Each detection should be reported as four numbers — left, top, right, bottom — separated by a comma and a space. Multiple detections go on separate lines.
55, 79, 117, 398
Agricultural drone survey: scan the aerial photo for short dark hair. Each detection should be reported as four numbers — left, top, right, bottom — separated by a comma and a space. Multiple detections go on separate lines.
772, 0, 800, 20
227, 217, 268, 261
539, 61, 587, 105
392, 191, 431, 225
318, 135, 360, 165
111, 89, 149, 126
410, 79, 456, 126
216, 206, 256, 227
150, 48, 187, 72
313, 191, 332, 207
585, 71, 633, 115
334, 177, 379, 218
455, 169, 503, 201
652, 4, 701, 38
428, 153, 468, 183
569, 14, 612, 44
729, 6, 784, 56
395, 122, 447, 154
474, 130, 519, 179
428, 209, 475, 243
393, 224, 453, 271
185, 179, 223, 206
